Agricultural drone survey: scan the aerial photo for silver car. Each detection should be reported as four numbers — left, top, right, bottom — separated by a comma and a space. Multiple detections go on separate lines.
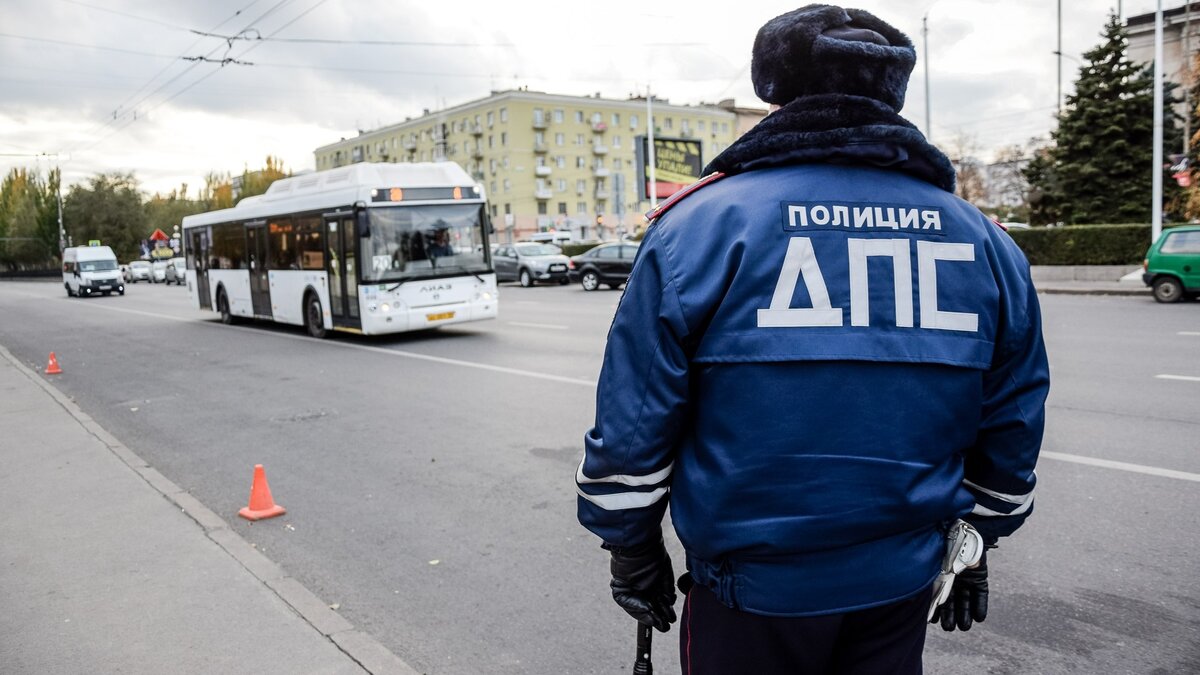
492, 242, 571, 287
164, 257, 187, 285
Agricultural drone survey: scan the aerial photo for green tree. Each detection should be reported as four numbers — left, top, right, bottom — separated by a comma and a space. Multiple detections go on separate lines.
1026, 13, 1183, 224
202, 171, 234, 210
144, 182, 204, 244
235, 155, 290, 204
0, 167, 59, 269
62, 172, 147, 261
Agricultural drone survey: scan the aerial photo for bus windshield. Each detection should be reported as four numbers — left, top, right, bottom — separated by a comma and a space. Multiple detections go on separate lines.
364, 203, 490, 282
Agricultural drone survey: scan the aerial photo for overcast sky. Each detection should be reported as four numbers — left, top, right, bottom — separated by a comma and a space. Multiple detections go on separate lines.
0, 0, 1166, 196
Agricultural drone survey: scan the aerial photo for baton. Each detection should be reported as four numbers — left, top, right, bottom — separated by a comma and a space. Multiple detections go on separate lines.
633, 621, 653, 675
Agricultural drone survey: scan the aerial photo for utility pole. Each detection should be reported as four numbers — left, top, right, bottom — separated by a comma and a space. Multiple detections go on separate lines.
1057, 0, 1063, 117
923, 14, 931, 138
647, 85, 657, 211
1153, 1, 1164, 244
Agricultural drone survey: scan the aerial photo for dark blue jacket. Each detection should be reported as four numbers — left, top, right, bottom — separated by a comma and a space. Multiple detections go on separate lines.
577, 162, 1049, 617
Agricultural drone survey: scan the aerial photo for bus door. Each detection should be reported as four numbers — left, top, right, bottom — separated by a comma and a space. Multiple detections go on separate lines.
324, 214, 360, 325
189, 229, 212, 310
246, 222, 272, 317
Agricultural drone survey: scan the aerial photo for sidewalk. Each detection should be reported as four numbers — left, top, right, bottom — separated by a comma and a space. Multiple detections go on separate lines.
1030, 266, 1151, 296
0, 345, 417, 675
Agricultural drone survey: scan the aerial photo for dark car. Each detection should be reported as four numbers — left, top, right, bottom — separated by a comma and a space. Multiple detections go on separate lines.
569, 242, 639, 291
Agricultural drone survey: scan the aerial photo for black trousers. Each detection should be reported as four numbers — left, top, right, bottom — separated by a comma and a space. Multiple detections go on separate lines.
679, 584, 931, 675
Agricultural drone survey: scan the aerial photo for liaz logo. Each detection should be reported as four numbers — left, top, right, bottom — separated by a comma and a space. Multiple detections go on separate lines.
419, 283, 452, 293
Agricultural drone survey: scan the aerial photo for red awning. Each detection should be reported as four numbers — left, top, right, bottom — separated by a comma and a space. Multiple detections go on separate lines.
149, 228, 170, 241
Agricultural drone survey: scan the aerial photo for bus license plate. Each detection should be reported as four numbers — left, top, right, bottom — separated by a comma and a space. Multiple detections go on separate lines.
426, 311, 455, 322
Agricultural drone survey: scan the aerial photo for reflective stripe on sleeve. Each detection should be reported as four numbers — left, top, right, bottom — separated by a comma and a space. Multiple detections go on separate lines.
575, 458, 673, 487
963, 476, 1035, 505
971, 497, 1034, 518
576, 486, 668, 511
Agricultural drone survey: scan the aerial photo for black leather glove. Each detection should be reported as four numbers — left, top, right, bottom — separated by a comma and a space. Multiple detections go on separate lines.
607, 538, 677, 632
932, 552, 989, 632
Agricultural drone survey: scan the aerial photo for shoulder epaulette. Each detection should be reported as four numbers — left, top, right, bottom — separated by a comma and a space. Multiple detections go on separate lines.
645, 172, 726, 223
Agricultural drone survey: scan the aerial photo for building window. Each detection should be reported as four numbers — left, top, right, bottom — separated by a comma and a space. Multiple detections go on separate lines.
575, 111, 584, 123
664, 118, 673, 130
577, 201, 588, 213
613, 158, 622, 170
490, 204, 498, 218
555, 155, 565, 168
554, 109, 564, 123
504, 203, 511, 215
503, 178, 511, 192
538, 201, 547, 215
489, 159, 496, 173
558, 202, 568, 214
502, 156, 510, 169
499, 107, 508, 123
591, 112, 602, 124
555, 132, 564, 146
488, 135, 494, 149
576, 179, 586, 194
557, 179, 566, 191
535, 131, 544, 145
722, 122, 730, 133
612, 113, 620, 126
534, 108, 544, 125
487, 111, 495, 127
681, 119, 690, 134
490, 180, 497, 194
536, 156, 546, 168
698, 120, 705, 132
501, 132, 507, 146
630, 114, 639, 129
613, 135, 621, 148
576, 156, 586, 168
576, 133, 585, 146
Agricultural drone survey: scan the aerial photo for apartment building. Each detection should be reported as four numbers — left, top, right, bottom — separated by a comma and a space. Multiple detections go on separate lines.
313, 89, 765, 241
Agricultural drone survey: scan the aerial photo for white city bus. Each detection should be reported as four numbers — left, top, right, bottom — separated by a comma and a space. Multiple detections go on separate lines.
181, 162, 498, 337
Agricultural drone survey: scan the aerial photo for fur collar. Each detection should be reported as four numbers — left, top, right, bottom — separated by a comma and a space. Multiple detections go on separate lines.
704, 94, 956, 193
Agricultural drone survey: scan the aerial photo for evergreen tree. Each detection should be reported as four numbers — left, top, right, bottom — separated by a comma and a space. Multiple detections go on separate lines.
1026, 12, 1183, 224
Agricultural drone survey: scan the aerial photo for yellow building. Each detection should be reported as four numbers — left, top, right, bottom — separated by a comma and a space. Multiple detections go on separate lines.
314, 89, 765, 241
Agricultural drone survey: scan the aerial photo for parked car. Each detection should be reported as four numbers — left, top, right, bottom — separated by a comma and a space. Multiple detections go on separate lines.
569, 242, 640, 291
528, 230, 574, 246
164, 257, 187, 285
492, 242, 572, 286
150, 259, 169, 283
1142, 225, 1200, 303
124, 260, 151, 283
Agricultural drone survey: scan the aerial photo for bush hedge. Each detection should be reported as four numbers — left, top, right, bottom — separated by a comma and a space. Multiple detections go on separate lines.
1006, 224, 1157, 265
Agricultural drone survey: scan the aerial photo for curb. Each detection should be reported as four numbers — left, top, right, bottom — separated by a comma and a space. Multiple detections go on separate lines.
1036, 287, 1151, 297
0, 344, 421, 675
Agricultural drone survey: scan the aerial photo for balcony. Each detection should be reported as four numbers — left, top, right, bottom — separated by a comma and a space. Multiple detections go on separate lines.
592, 144, 609, 155
594, 189, 611, 200
471, 170, 485, 181
533, 117, 549, 130
471, 123, 483, 136
402, 139, 417, 150
534, 188, 553, 200
680, 128, 693, 138
533, 142, 548, 154
592, 166, 610, 177
472, 147, 484, 159
535, 166, 553, 177
592, 122, 608, 133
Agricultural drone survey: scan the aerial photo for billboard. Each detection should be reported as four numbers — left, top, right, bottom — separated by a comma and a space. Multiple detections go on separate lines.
635, 136, 703, 201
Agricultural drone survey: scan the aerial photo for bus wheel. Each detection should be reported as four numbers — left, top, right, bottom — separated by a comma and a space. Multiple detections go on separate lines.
305, 293, 327, 339
218, 289, 235, 324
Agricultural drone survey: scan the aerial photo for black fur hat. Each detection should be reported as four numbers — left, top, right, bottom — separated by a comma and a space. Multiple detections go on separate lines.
752, 4, 916, 111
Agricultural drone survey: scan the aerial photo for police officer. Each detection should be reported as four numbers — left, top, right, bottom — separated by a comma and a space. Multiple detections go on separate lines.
576, 5, 1049, 674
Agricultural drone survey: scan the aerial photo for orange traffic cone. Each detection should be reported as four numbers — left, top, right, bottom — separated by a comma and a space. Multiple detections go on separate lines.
238, 464, 286, 521
45, 352, 62, 375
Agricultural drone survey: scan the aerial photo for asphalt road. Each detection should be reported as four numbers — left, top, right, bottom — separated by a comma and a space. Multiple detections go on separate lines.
1, 279, 1197, 674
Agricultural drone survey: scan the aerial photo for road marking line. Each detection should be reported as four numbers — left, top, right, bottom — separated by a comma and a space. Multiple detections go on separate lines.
38, 295, 599, 388
508, 321, 570, 330
1041, 451, 1200, 483
1179, 331, 1200, 336
1155, 374, 1200, 383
